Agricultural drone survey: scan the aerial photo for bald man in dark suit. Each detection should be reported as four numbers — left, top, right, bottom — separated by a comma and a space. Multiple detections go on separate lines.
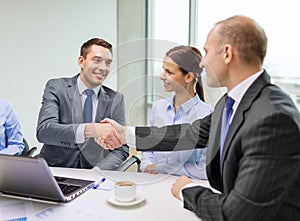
97, 15, 300, 221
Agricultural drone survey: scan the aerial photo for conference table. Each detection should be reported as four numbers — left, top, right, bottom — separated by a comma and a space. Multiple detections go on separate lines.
0, 167, 214, 221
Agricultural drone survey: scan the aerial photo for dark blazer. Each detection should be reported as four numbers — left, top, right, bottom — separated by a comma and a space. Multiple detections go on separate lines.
135, 71, 300, 221
36, 74, 129, 169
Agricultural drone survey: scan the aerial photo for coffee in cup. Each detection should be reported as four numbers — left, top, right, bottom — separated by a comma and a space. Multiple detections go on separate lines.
114, 181, 136, 202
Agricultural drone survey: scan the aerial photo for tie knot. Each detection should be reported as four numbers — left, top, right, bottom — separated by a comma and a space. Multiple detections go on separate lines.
85, 89, 94, 97
225, 96, 235, 109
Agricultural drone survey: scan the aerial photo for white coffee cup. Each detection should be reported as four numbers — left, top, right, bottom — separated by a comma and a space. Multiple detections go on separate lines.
114, 181, 136, 202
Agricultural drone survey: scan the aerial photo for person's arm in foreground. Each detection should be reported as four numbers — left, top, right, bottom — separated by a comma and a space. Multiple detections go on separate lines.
172, 113, 300, 221
97, 114, 210, 152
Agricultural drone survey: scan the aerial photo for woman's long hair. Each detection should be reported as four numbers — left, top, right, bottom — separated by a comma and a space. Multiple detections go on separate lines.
166, 45, 205, 101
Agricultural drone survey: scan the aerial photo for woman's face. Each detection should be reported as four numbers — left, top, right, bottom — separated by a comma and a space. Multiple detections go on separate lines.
160, 56, 189, 93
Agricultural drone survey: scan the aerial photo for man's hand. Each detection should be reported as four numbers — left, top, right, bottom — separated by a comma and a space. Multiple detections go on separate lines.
94, 118, 126, 150
85, 123, 122, 149
101, 118, 126, 142
144, 164, 157, 174
171, 176, 192, 200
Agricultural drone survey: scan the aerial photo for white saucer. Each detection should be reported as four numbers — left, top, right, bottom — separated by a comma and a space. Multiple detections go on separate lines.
108, 195, 145, 207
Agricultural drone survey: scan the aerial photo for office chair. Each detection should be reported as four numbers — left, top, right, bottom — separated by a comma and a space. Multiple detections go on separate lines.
116, 155, 141, 172
22, 138, 38, 157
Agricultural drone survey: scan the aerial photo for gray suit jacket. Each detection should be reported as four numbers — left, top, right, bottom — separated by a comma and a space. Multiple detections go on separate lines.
36, 74, 129, 169
135, 71, 300, 221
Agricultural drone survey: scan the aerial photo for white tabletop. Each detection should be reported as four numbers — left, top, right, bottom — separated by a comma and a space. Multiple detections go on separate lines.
0, 167, 210, 221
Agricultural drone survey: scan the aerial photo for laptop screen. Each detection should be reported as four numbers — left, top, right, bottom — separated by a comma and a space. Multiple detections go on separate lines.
0, 155, 94, 202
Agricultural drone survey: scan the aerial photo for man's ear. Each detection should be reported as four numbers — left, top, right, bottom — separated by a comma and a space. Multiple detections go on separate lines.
78, 56, 85, 68
223, 44, 233, 64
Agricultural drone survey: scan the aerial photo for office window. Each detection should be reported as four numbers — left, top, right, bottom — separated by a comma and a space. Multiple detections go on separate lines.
153, 0, 189, 44
147, 0, 190, 108
197, 0, 300, 109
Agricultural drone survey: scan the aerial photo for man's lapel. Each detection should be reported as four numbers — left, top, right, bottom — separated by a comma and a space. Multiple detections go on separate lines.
205, 94, 227, 191
207, 94, 226, 162
95, 87, 110, 122
221, 71, 271, 163
67, 75, 84, 123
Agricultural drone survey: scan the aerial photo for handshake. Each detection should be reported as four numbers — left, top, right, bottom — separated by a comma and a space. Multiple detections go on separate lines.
93, 118, 127, 150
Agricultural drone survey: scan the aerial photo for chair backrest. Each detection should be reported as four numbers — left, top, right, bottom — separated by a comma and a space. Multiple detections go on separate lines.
22, 138, 30, 156
22, 138, 38, 157
116, 155, 141, 172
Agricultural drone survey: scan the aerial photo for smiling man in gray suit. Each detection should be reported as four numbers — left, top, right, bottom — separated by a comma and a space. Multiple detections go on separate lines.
36, 38, 128, 169
96, 16, 300, 221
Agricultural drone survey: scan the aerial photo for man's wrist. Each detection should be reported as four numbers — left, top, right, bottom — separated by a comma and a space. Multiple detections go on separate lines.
84, 123, 96, 138
179, 183, 201, 201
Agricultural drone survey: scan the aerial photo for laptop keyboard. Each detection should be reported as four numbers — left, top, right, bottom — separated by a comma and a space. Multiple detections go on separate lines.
58, 183, 80, 195
54, 176, 68, 182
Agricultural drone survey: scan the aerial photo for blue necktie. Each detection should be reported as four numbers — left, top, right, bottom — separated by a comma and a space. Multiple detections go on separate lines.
83, 89, 94, 123
220, 96, 235, 172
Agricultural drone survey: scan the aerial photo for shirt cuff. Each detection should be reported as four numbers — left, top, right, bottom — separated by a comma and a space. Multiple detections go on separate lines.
75, 124, 87, 144
179, 183, 202, 201
155, 164, 165, 174
126, 126, 136, 147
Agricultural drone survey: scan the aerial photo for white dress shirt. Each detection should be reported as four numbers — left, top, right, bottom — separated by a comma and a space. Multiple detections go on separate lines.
75, 76, 101, 144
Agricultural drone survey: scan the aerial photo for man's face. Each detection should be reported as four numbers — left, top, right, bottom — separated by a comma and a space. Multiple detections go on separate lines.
78, 45, 112, 89
200, 28, 227, 88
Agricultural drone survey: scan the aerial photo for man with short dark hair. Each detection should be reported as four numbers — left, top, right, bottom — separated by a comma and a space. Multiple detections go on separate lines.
37, 38, 128, 169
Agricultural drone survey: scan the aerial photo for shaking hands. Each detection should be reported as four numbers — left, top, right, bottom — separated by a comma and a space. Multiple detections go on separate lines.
93, 118, 126, 150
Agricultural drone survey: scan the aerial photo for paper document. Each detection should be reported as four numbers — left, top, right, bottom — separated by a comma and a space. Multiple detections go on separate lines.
35, 199, 126, 221
0, 200, 35, 221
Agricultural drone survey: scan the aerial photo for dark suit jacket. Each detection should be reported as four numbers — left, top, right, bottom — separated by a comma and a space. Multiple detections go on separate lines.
135, 71, 300, 221
36, 74, 129, 169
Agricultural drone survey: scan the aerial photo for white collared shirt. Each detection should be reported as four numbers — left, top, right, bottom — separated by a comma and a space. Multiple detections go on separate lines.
228, 70, 263, 123
76, 76, 101, 144
77, 76, 101, 120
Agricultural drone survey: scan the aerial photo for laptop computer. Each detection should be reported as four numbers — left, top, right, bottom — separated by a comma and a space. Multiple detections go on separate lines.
0, 155, 95, 203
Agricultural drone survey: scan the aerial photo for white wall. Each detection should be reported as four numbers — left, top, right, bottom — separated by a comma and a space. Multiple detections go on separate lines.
0, 0, 117, 149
